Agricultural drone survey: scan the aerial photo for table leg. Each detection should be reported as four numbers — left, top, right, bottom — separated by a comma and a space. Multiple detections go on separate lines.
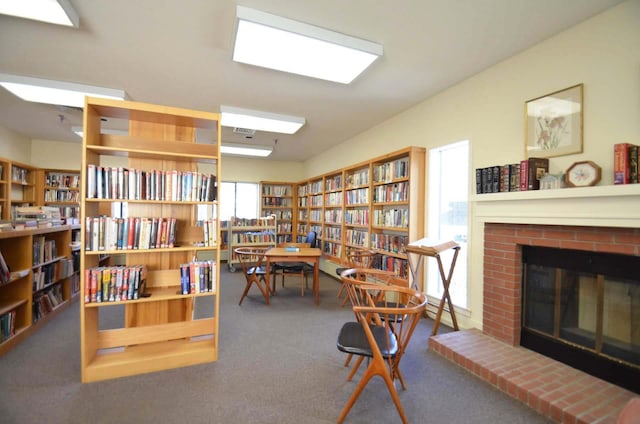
314, 258, 319, 305
265, 258, 272, 301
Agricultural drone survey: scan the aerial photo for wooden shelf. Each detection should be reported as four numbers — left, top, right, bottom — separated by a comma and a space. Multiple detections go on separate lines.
80, 97, 221, 383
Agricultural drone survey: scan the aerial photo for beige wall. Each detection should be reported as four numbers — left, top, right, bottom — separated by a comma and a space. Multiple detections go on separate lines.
221, 156, 304, 182
305, 0, 640, 330
0, 126, 31, 163
30, 139, 82, 170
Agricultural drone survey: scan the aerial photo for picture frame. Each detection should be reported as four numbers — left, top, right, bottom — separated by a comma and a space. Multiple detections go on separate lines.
525, 83, 583, 158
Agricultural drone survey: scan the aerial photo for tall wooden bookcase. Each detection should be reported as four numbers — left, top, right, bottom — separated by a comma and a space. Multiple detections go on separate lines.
295, 146, 425, 283
39, 168, 81, 221
9, 160, 37, 220
227, 215, 277, 272
260, 181, 295, 244
80, 98, 221, 383
0, 226, 76, 356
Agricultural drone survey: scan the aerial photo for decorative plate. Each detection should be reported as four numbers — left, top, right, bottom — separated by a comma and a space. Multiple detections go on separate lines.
565, 160, 601, 187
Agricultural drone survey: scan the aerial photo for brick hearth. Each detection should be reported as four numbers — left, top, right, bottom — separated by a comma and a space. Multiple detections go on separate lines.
429, 223, 640, 423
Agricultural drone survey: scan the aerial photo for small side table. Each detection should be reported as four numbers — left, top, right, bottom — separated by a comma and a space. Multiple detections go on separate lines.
406, 237, 460, 336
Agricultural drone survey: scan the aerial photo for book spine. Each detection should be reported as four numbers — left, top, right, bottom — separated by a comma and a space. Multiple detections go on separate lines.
614, 143, 631, 184
519, 160, 528, 191
527, 158, 549, 190
629, 145, 638, 184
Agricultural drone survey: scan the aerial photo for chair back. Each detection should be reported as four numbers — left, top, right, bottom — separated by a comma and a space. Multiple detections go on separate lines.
340, 268, 396, 316
305, 231, 317, 248
234, 247, 267, 276
344, 247, 377, 269
353, 283, 427, 371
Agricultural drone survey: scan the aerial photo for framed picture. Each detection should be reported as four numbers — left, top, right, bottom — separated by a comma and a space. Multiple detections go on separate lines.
525, 83, 583, 158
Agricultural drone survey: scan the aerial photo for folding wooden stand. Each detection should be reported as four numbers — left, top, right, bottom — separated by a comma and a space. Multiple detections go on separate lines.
406, 237, 461, 336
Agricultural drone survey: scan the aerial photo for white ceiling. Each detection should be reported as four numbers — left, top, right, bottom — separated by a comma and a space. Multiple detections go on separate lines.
0, 0, 625, 161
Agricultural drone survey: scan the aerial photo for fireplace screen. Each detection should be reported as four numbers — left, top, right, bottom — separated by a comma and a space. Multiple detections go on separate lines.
522, 246, 640, 391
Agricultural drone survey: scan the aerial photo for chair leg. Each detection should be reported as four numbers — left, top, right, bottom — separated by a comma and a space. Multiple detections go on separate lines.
343, 353, 353, 367
238, 282, 252, 305
346, 356, 365, 381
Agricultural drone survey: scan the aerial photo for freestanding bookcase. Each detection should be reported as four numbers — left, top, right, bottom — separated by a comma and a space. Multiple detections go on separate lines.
80, 98, 221, 383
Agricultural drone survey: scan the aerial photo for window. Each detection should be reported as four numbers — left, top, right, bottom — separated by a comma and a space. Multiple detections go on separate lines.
220, 181, 259, 220
427, 140, 469, 308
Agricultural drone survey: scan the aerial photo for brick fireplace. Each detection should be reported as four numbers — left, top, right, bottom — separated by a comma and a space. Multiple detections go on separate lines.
482, 223, 640, 347
429, 185, 640, 423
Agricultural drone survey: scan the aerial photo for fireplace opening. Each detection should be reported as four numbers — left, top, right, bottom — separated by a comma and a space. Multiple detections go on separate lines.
521, 246, 640, 393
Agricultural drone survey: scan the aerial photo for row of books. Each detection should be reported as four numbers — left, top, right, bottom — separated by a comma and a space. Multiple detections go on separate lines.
229, 216, 276, 227
323, 241, 342, 257
83, 265, 147, 303
229, 231, 275, 244
33, 286, 64, 323
476, 158, 549, 193
0, 250, 10, 285
262, 197, 292, 207
179, 260, 217, 295
373, 182, 408, 203
344, 209, 369, 226
373, 255, 408, 279
33, 237, 57, 266
345, 188, 369, 205
614, 143, 639, 184
0, 310, 16, 343
262, 185, 291, 196
45, 173, 80, 189
84, 216, 177, 252
324, 227, 341, 241
33, 258, 74, 292
346, 169, 369, 188
345, 229, 368, 246
373, 158, 409, 183
371, 233, 409, 254
325, 175, 342, 191
372, 208, 409, 229
86, 165, 217, 202
263, 210, 292, 221
325, 210, 342, 224
44, 189, 80, 203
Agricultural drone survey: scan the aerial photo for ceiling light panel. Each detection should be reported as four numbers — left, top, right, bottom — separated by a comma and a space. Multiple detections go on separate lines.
0, 73, 126, 108
233, 6, 382, 84
221, 143, 273, 158
0, 0, 79, 27
220, 105, 305, 134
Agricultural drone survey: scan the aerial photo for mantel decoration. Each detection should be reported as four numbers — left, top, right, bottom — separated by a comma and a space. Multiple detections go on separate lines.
525, 83, 583, 158
565, 160, 601, 187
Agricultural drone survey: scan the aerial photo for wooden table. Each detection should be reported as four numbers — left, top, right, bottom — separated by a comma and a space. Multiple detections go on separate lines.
406, 237, 460, 336
264, 247, 322, 305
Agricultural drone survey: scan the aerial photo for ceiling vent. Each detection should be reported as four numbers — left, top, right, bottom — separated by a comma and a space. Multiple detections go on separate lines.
233, 127, 256, 136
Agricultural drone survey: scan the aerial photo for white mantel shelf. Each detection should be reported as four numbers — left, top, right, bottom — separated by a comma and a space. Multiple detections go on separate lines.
472, 184, 640, 228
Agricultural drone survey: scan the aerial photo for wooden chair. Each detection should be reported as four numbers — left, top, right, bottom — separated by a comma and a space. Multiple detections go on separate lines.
234, 247, 270, 305
338, 268, 405, 370
335, 247, 377, 305
270, 242, 311, 295
270, 231, 316, 296
336, 276, 427, 424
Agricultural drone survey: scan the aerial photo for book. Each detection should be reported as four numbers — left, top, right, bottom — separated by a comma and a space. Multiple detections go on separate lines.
526, 158, 549, 190
0, 250, 10, 284
630, 145, 638, 184
614, 143, 632, 184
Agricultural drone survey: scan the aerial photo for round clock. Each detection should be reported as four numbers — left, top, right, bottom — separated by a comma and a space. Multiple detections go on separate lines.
565, 160, 601, 187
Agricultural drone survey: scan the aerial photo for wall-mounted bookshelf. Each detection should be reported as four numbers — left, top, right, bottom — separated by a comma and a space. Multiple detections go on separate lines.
40, 169, 81, 222
260, 182, 294, 244
227, 215, 277, 272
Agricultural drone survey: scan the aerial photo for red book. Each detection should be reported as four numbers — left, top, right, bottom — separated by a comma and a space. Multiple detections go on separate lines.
84, 269, 91, 303
519, 160, 528, 191
127, 217, 135, 250
614, 143, 631, 184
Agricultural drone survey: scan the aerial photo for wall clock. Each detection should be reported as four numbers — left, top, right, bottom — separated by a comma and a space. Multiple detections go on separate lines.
565, 160, 601, 187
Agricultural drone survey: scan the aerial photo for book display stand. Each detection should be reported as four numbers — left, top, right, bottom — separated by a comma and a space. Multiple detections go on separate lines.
406, 237, 460, 336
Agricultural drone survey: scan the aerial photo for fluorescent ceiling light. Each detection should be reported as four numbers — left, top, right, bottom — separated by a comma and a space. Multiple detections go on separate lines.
220, 105, 305, 134
0, 73, 126, 108
221, 143, 273, 158
233, 6, 382, 84
0, 0, 79, 27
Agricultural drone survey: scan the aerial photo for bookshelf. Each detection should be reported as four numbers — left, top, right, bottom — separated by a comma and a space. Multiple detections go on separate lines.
39, 169, 81, 222
0, 158, 8, 220
260, 181, 295, 244
294, 146, 425, 283
322, 171, 344, 261
0, 226, 76, 356
80, 97, 221, 383
9, 161, 37, 220
296, 181, 309, 242
227, 215, 277, 272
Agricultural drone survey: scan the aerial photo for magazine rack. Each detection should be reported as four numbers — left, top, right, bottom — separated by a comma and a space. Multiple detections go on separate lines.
406, 237, 460, 336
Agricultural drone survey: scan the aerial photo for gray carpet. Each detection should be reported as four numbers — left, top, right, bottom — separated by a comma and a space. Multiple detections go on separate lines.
0, 267, 552, 424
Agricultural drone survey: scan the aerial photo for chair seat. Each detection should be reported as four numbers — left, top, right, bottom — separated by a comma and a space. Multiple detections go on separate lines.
337, 322, 397, 358
248, 266, 266, 275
